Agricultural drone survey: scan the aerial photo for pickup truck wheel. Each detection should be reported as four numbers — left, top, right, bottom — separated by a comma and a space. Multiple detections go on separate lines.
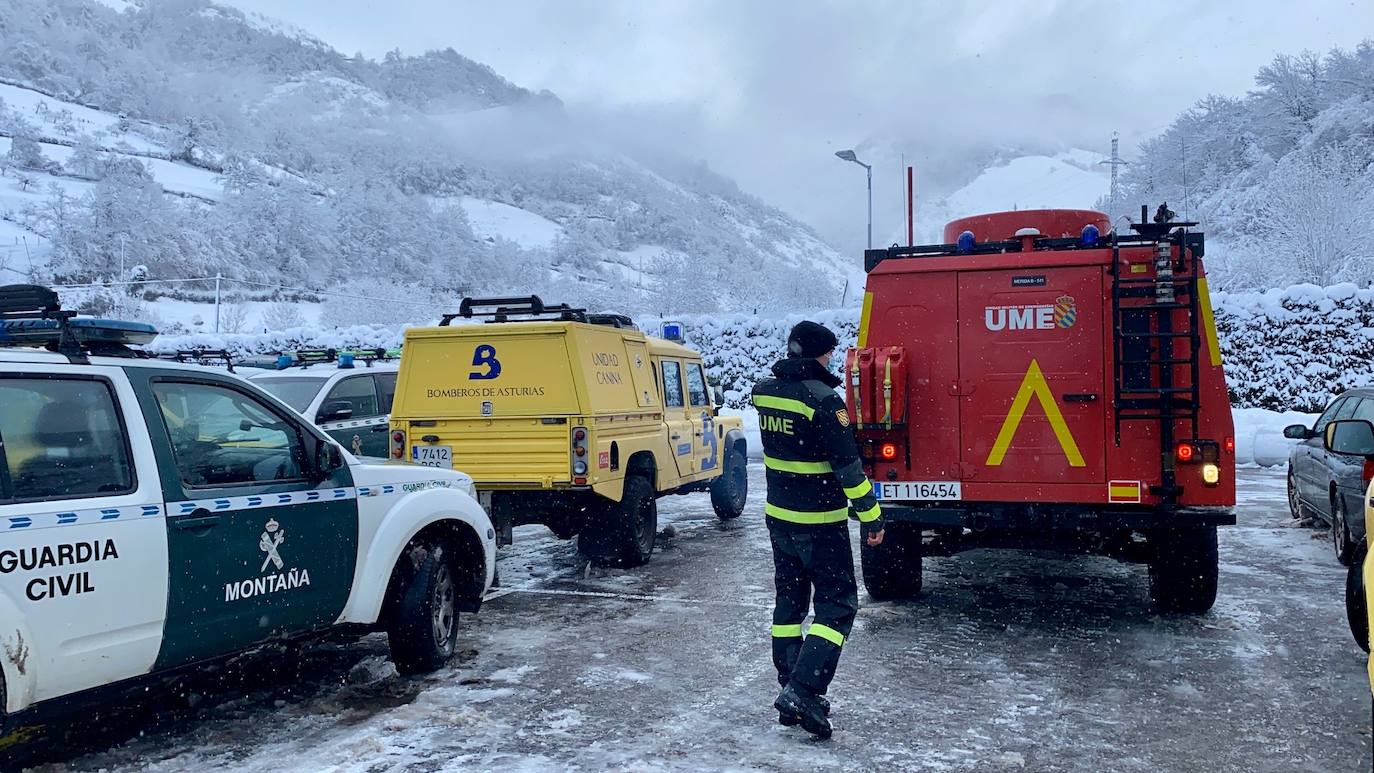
860, 521, 923, 600
1346, 541, 1369, 653
709, 450, 747, 520
386, 541, 460, 676
579, 474, 657, 567
1147, 527, 1219, 614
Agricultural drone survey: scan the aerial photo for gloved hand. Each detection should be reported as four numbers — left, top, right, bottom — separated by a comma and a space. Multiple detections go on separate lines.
861, 517, 886, 546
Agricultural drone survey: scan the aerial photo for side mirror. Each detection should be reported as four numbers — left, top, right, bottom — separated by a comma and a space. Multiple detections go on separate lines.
317, 400, 354, 423
1326, 420, 1374, 456
713, 386, 725, 406
314, 438, 346, 478
1283, 424, 1314, 440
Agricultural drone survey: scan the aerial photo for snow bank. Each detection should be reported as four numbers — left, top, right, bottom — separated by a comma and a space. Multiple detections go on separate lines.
1232, 407, 1317, 468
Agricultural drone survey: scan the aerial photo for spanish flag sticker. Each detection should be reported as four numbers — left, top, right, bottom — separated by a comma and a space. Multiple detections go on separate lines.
1108, 480, 1143, 503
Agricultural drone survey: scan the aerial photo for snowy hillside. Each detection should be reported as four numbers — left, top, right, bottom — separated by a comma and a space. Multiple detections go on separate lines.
919, 148, 1110, 241
0, 0, 852, 320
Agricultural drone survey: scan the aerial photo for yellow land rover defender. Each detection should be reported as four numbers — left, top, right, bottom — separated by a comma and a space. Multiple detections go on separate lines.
390, 297, 748, 566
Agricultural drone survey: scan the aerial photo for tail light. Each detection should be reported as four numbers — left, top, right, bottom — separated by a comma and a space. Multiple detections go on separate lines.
1175, 442, 1196, 463
879, 442, 898, 461
571, 426, 589, 484
1201, 463, 1220, 486
1223, 436, 1235, 454
1363, 458, 1374, 484
390, 429, 406, 460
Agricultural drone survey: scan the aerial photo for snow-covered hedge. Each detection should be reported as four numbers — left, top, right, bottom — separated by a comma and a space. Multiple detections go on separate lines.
1214, 283, 1374, 412
151, 281, 1374, 413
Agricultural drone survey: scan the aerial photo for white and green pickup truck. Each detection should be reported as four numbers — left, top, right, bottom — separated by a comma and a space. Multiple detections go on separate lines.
0, 285, 495, 738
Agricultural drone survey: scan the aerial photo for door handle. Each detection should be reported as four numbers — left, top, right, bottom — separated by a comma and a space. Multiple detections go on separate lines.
1062, 393, 1098, 403
371, 424, 389, 432
173, 510, 221, 531
671, 434, 681, 440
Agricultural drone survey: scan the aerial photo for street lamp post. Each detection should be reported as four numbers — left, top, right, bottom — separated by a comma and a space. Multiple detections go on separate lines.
835, 149, 873, 250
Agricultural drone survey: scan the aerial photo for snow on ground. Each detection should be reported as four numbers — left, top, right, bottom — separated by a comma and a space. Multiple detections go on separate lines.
1234, 407, 1319, 467
0, 81, 163, 155
456, 196, 562, 250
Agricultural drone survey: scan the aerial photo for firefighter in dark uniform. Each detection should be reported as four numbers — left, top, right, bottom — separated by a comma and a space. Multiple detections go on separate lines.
751, 320, 885, 739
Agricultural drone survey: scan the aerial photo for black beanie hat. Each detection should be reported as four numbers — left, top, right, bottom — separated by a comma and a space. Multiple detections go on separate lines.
787, 320, 838, 359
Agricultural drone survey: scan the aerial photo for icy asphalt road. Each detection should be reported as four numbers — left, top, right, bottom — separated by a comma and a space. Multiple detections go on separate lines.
17, 464, 1374, 772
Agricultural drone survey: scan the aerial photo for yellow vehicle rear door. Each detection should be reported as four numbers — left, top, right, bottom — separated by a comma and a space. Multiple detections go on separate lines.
685, 361, 720, 475
658, 358, 696, 479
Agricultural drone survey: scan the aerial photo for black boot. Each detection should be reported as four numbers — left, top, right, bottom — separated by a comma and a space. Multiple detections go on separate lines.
774, 683, 832, 739
777, 691, 830, 725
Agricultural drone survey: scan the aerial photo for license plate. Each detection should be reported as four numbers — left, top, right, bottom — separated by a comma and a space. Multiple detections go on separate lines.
412, 445, 452, 468
879, 481, 962, 501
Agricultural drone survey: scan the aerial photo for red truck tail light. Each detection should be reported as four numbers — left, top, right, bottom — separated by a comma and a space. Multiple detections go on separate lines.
390, 429, 406, 460
879, 442, 898, 461
1175, 442, 1196, 463
1223, 436, 1235, 454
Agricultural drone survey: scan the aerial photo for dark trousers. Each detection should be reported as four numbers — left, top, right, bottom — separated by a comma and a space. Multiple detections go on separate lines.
768, 519, 859, 695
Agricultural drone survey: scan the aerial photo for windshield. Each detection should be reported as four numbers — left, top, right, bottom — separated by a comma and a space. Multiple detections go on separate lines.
252, 377, 326, 413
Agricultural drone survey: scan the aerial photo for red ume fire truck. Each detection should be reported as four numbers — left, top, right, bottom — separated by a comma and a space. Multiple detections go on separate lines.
849, 207, 1235, 614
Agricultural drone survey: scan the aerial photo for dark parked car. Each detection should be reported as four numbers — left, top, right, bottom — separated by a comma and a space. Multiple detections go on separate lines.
1286, 388, 1374, 564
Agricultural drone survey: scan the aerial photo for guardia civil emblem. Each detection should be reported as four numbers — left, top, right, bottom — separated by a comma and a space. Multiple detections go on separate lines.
259, 518, 286, 572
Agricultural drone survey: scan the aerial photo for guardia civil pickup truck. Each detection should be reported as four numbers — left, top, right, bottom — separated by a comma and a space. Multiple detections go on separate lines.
0, 285, 495, 738
391, 297, 748, 567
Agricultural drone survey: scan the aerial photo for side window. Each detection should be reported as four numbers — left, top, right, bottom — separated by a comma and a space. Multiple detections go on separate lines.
1335, 397, 1363, 422
662, 361, 685, 408
686, 363, 709, 407
322, 376, 379, 420
152, 381, 308, 488
0, 377, 135, 503
1352, 399, 1374, 423
1314, 398, 1348, 433
374, 373, 398, 414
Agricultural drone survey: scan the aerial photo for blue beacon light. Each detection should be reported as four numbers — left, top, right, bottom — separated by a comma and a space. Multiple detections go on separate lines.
1081, 224, 1101, 247
956, 231, 976, 253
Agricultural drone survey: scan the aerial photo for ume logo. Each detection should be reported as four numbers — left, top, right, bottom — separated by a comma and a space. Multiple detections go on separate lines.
985, 296, 1077, 332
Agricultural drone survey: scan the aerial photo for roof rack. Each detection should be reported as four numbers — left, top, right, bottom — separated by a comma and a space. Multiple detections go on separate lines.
0, 284, 158, 363
158, 348, 236, 373
239, 347, 401, 371
863, 229, 1205, 273
441, 296, 636, 330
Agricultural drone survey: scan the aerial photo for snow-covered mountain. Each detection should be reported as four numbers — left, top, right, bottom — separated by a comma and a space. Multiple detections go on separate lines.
0, 0, 851, 324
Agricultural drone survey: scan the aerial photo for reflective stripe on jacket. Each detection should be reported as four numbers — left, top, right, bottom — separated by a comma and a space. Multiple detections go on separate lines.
751, 357, 881, 527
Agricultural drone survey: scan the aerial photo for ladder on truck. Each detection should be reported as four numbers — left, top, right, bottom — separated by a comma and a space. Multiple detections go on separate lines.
1109, 210, 1204, 503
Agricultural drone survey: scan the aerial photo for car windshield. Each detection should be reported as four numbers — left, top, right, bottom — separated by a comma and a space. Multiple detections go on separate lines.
252, 377, 326, 412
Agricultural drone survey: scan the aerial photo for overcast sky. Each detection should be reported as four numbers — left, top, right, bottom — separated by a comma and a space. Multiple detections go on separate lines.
229, 0, 1374, 253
